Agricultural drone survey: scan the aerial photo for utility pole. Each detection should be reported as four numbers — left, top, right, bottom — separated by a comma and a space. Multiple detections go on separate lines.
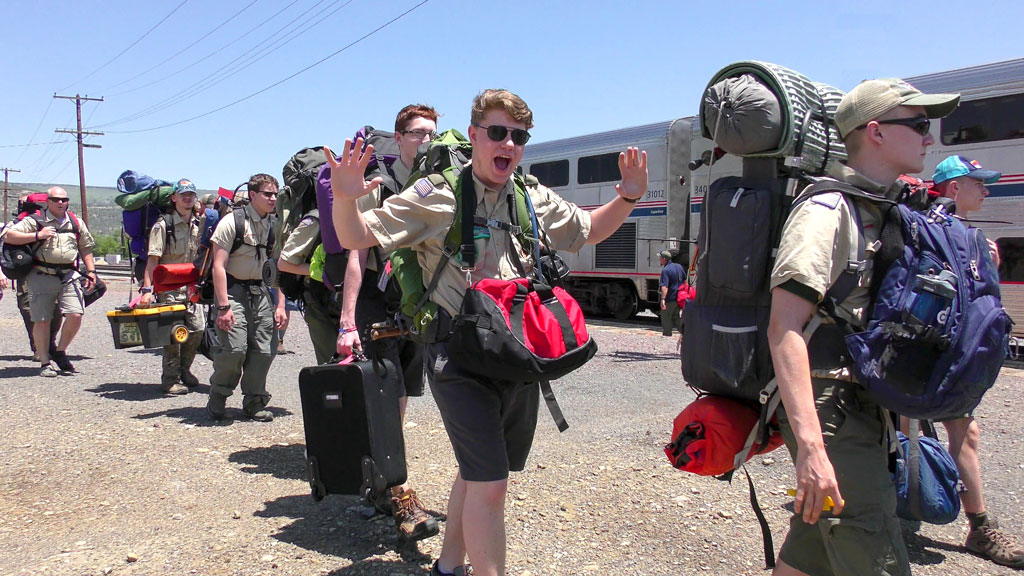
54, 94, 103, 226
2, 167, 20, 224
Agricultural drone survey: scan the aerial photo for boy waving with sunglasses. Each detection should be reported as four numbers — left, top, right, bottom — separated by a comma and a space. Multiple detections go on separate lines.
326, 89, 647, 576
4, 186, 97, 377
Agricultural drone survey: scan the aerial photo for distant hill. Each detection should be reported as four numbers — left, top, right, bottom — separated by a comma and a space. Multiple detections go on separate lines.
7, 182, 217, 235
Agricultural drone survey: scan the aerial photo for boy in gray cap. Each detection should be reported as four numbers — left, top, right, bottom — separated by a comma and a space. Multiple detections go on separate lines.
766, 78, 958, 576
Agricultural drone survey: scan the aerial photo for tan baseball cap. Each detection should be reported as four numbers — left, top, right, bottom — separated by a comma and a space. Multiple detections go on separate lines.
836, 78, 960, 138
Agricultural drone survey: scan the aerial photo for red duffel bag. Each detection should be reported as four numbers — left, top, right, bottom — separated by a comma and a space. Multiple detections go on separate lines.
664, 395, 783, 477
447, 277, 598, 383
152, 263, 200, 294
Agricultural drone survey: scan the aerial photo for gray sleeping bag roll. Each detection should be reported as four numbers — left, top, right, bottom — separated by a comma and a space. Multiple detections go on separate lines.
702, 74, 783, 156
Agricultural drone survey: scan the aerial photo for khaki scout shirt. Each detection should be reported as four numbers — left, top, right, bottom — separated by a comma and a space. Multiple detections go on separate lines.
10, 209, 96, 265
363, 167, 592, 316
771, 165, 905, 326
148, 210, 203, 264
210, 203, 275, 281
770, 165, 904, 378
279, 209, 320, 266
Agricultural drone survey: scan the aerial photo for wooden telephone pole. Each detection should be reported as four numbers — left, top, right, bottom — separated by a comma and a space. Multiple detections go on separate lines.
2, 167, 20, 224
54, 94, 103, 225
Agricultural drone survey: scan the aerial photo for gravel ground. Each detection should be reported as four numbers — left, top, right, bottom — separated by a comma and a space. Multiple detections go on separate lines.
1, 277, 1022, 576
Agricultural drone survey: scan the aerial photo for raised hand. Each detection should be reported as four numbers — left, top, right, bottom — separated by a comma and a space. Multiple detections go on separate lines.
323, 139, 384, 200
615, 147, 648, 201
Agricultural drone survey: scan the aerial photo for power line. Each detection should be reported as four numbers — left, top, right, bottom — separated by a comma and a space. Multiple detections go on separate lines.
13, 98, 54, 164
58, 0, 191, 92
100, 0, 260, 93
96, 0, 340, 128
0, 140, 75, 149
105, 0, 430, 134
105, 0, 303, 98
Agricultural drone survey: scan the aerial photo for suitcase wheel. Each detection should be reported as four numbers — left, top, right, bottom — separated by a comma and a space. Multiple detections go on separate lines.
360, 456, 387, 507
306, 456, 326, 502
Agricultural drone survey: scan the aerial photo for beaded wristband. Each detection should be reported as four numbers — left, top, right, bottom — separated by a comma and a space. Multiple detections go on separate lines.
338, 326, 358, 335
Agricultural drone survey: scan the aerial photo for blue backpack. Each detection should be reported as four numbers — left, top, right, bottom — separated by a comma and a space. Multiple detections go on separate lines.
811, 181, 1012, 421
895, 420, 961, 525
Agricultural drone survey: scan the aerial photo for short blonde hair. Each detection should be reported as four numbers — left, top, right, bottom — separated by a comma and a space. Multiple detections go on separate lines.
471, 89, 533, 129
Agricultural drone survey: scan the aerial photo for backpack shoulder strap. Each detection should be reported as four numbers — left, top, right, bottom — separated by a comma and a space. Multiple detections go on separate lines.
230, 209, 246, 253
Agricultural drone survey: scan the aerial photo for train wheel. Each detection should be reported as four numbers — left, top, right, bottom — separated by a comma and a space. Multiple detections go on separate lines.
172, 325, 189, 344
612, 289, 637, 321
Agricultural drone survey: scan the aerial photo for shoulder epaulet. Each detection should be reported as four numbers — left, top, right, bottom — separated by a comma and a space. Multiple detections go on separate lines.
809, 191, 843, 210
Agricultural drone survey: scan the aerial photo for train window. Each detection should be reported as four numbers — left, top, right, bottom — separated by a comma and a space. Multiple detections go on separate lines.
997, 238, 1024, 282
940, 93, 1024, 145
529, 159, 569, 188
578, 152, 622, 185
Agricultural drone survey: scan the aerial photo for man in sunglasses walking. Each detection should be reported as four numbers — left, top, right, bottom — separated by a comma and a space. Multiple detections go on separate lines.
766, 78, 959, 576
3, 186, 97, 377
206, 173, 288, 422
326, 89, 648, 576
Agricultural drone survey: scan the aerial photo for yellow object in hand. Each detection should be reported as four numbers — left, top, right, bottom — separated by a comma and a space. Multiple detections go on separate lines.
786, 489, 836, 511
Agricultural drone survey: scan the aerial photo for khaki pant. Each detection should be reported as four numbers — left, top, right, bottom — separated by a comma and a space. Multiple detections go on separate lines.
302, 282, 340, 365
159, 292, 206, 387
16, 279, 59, 354
660, 299, 680, 336
210, 283, 276, 414
776, 378, 910, 576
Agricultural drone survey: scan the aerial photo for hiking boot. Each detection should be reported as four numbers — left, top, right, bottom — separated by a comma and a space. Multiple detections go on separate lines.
180, 372, 201, 388
966, 519, 1024, 568
206, 393, 228, 420
242, 409, 273, 422
391, 488, 438, 542
430, 560, 473, 576
51, 350, 76, 374
161, 382, 189, 395
39, 364, 59, 378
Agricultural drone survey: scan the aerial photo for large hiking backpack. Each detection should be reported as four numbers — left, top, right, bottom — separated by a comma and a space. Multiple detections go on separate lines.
276, 147, 330, 300
313, 127, 403, 293
2, 193, 50, 280
390, 129, 535, 340
827, 182, 1011, 421
115, 170, 175, 280
1, 210, 83, 281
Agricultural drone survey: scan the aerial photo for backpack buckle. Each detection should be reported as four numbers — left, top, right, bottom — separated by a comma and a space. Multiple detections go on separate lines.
509, 224, 522, 236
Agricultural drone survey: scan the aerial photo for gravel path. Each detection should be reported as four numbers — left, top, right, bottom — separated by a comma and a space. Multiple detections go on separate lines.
1, 278, 1022, 575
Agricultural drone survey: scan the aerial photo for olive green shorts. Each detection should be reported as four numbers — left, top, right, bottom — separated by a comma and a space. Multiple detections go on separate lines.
776, 378, 910, 576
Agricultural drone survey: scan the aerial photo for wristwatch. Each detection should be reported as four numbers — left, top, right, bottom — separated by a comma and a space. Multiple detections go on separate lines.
217, 304, 231, 311
140, 286, 153, 294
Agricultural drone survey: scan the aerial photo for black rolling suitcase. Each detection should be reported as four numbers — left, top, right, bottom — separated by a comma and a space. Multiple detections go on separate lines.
298, 355, 407, 502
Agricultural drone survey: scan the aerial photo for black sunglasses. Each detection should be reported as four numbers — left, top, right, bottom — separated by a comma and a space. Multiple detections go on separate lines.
473, 123, 531, 146
856, 116, 931, 136
48, 196, 70, 203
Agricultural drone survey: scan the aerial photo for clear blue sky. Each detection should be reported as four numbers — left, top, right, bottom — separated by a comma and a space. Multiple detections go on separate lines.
1, 0, 1021, 191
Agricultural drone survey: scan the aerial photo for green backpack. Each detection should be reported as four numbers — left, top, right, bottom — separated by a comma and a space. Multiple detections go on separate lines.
390, 128, 536, 339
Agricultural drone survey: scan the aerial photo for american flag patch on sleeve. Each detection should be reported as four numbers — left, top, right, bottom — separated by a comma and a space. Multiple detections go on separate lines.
413, 178, 434, 198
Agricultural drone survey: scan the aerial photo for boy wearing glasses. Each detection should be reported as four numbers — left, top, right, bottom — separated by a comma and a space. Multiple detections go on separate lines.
326, 89, 648, 576
206, 173, 288, 422
766, 79, 958, 576
280, 104, 441, 541
137, 178, 207, 395
4, 186, 97, 377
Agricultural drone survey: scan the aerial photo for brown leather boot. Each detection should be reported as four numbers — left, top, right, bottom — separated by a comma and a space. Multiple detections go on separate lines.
391, 487, 438, 542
